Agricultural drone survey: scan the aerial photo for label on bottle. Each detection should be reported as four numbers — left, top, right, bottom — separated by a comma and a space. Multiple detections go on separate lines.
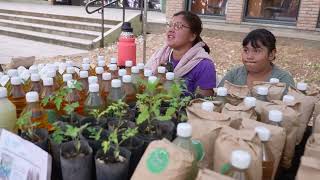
192, 139, 205, 161
146, 148, 169, 174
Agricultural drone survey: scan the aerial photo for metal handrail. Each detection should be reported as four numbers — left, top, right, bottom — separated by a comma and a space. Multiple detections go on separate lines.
85, 0, 119, 14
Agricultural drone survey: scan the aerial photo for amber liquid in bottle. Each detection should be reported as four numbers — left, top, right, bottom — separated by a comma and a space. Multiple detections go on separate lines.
41, 84, 57, 124
22, 101, 52, 131
30, 81, 42, 94
84, 91, 105, 116
101, 79, 111, 100
261, 142, 274, 180
63, 88, 84, 115
78, 77, 89, 99
9, 84, 26, 117
107, 87, 125, 105
123, 82, 136, 105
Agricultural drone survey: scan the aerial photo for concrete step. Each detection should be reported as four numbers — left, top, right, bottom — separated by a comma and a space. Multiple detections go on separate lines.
0, 19, 101, 40
0, 8, 120, 25
0, 26, 93, 50
0, 12, 115, 32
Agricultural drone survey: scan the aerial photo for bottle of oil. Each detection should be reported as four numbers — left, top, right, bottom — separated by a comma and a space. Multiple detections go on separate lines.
64, 80, 84, 115
268, 110, 283, 127
137, 63, 145, 79
122, 75, 136, 105
297, 82, 307, 95
125, 60, 133, 75
131, 66, 140, 85
118, 69, 127, 80
101, 72, 112, 100
79, 71, 89, 98
255, 126, 274, 180
30, 73, 42, 94
109, 64, 118, 79
107, 79, 125, 105
227, 150, 251, 180
62, 74, 73, 87
255, 86, 268, 102
201, 101, 214, 112
0, 87, 17, 132
95, 67, 104, 86
84, 83, 105, 116
41, 78, 57, 124
9, 77, 26, 117
157, 66, 166, 84
47, 69, 60, 91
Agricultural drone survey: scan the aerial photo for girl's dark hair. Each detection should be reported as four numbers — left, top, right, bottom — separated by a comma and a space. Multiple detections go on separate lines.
173, 11, 210, 54
242, 29, 276, 54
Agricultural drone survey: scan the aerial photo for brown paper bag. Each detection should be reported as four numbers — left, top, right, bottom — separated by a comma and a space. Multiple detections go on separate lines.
304, 133, 320, 159
241, 118, 286, 180
313, 101, 320, 123
131, 139, 194, 180
223, 80, 250, 106
288, 87, 317, 144
196, 168, 233, 180
313, 115, 320, 134
252, 81, 286, 101
213, 126, 262, 180
222, 103, 257, 121
259, 101, 300, 168
296, 156, 320, 180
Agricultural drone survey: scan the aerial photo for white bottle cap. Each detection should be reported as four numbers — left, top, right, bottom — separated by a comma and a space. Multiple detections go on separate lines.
201, 101, 214, 112
26, 91, 39, 103
97, 55, 105, 62
255, 126, 271, 142
63, 74, 73, 82
131, 66, 139, 74
98, 60, 105, 67
66, 67, 75, 74
95, 67, 104, 74
29, 65, 38, 74
125, 60, 133, 67
111, 79, 121, 88
47, 70, 56, 78
297, 82, 307, 91
110, 57, 117, 64
109, 64, 117, 71
269, 78, 280, 84
82, 57, 91, 64
31, 73, 40, 82
282, 95, 295, 104
11, 77, 21, 85
89, 83, 99, 93
157, 66, 166, 74
118, 69, 127, 77
244, 97, 256, 108
7, 69, 18, 77
88, 76, 98, 84
144, 69, 152, 77
0, 72, 3, 78
123, 75, 132, 83
148, 76, 157, 84
137, 63, 144, 70
177, 123, 192, 138
82, 63, 90, 71
79, 71, 89, 78
102, 72, 112, 80
217, 87, 228, 96
37, 63, 45, 71
17, 66, 27, 75
43, 77, 53, 86
268, 110, 283, 123
65, 60, 74, 67
67, 80, 76, 89
256, 86, 268, 96
166, 72, 175, 80
231, 150, 251, 170
0, 87, 7, 98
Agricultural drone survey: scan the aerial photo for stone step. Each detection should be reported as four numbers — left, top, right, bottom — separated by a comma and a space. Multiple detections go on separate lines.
0, 26, 93, 50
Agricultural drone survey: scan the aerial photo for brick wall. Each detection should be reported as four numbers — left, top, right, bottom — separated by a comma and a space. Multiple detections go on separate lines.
165, 0, 185, 21
297, 0, 320, 30
225, 0, 245, 24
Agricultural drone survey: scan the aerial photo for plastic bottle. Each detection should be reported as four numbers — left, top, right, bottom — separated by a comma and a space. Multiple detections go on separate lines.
101, 72, 112, 100
131, 66, 140, 85
201, 101, 214, 112
268, 110, 283, 127
47, 69, 60, 91
66, 66, 77, 79
117, 22, 136, 67
109, 64, 118, 79
0, 87, 17, 131
40, 78, 57, 124
78, 71, 89, 98
125, 60, 133, 75
84, 83, 105, 116
137, 63, 145, 78
29, 65, 38, 74
95, 67, 104, 86
269, 78, 279, 84
30, 73, 42, 94
157, 66, 166, 84
255, 126, 274, 180
110, 57, 117, 65
228, 150, 251, 180
9, 77, 26, 117
107, 79, 125, 105
282, 95, 295, 105
215, 87, 228, 110
64, 80, 84, 115
297, 82, 307, 95
255, 86, 268, 102
163, 72, 175, 92
62, 73, 73, 87
98, 59, 107, 71
122, 75, 136, 105
173, 123, 198, 180
88, 76, 98, 85
118, 69, 127, 80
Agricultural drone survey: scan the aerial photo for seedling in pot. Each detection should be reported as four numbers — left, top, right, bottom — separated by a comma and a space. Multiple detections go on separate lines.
50, 122, 68, 144
87, 127, 103, 141
16, 111, 41, 142
63, 123, 89, 157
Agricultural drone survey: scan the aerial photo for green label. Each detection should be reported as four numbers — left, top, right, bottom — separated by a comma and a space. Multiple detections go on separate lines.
192, 139, 205, 161
46, 109, 57, 124
146, 148, 169, 174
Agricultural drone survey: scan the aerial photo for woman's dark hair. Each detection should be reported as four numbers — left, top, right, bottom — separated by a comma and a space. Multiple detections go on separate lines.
173, 11, 210, 54
242, 29, 276, 54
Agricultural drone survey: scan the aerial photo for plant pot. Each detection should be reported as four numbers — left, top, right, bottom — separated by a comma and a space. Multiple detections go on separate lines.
95, 147, 131, 180
21, 128, 49, 152
121, 137, 144, 178
60, 140, 93, 180
57, 113, 83, 126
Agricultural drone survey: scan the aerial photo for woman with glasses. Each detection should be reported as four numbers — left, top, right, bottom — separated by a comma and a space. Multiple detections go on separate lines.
146, 11, 216, 97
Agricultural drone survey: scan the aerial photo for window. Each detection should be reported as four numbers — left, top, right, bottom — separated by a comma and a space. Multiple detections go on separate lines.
190, 0, 228, 16
245, 0, 300, 22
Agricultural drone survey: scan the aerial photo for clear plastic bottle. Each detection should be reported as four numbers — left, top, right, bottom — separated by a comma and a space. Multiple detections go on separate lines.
84, 83, 105, 116
268, 110, 283, 127
139, 69, 153, 93
101, 72, 112, 100
125, 60, 133, 75
30, 73, 42, 94
78, 71, 89, 98
131, 66, 140, 85
255, 86, 268, 102
215, 87, 228, 110
40, 78, 57, 124
163, 72, 175, 92
297, 82, 307, 95
0, 87, 17, 131
107, 79, 125, 105
228, 150, 251, 180
201, 101, 214, 112
157, 66, 166, 84
98, 59, 107, 71
173, 123, 198, 180
118, 69, 127, 80
137, 63, 145, 79
66, 66, 77, 79
255, 126, 274, 180
62, 74, 73, 87
95, 67, 104, 86
9, 77, 26, 117
109, 64, 118, 79
122, 75, 136, 104
47, 69, 60, 91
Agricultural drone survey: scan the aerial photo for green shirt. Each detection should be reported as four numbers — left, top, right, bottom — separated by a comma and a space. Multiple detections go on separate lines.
218, 64, 295, 93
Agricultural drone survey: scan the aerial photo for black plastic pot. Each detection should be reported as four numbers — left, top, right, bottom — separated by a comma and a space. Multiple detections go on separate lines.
21, 128, 49, 152
60, 140, 93, 180
95, 147, 131, 180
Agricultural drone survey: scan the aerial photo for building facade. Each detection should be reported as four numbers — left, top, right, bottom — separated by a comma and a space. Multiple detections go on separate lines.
165, 0, 320, 31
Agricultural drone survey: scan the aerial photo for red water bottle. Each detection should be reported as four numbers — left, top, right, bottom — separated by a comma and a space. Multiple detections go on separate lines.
117, 22, 136, 68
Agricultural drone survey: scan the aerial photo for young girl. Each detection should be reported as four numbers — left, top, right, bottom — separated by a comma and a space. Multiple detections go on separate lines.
146, 11, 216, 97
219, 29, 295, 89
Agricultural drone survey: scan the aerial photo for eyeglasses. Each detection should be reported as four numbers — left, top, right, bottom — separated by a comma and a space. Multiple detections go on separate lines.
166, 22, 191, 31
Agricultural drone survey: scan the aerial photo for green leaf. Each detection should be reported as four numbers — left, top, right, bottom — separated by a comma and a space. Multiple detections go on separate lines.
136, 108, 149, 125
54, 97, 63, 111
102, 141, 110, 154
121, 127, 138, 143
41, 96, 50, 107
64, 102, 79, 115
